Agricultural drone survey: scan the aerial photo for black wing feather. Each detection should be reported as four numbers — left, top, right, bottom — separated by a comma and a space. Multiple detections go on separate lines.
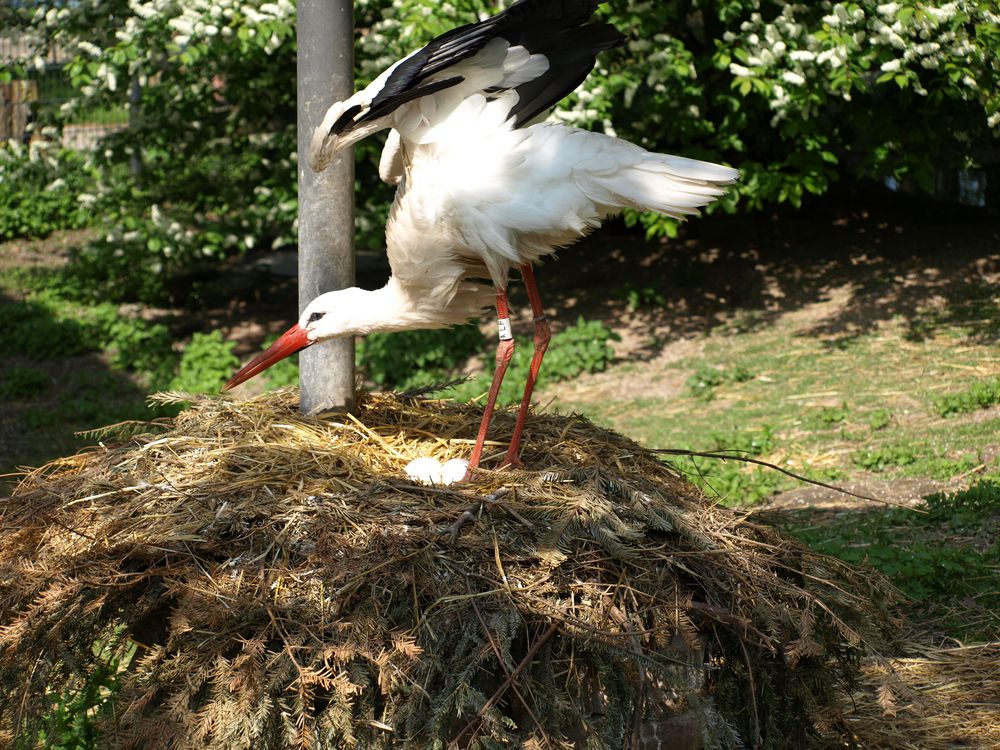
332, 0, 621, 136
505, 22, 623, 127
364, 76, 465, 122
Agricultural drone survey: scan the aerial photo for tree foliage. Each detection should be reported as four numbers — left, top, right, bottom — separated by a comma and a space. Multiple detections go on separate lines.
2, 0, 996, 299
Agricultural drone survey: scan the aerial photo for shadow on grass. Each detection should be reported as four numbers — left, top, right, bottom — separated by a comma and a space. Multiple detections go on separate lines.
503, 186, 999, 359
0, 289, 168, 495
758, 483, 1000, 642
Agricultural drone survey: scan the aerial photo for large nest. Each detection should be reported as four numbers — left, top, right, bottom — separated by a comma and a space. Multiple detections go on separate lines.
0, 389, 902, 749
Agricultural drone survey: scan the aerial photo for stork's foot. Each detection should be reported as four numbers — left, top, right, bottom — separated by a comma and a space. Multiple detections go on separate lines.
500, 452, 524, 470
462, 453, 523, 482
404, 457, 469, 487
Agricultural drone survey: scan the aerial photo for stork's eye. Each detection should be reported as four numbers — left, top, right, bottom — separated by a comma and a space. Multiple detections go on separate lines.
307, 312, 326, 324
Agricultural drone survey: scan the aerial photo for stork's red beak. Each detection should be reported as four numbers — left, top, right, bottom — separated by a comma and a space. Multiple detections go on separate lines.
223, 324, 312, 391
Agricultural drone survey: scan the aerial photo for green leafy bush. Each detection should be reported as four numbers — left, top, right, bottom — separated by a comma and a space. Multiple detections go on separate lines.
267, 318, 614, 397
804, 523, 997, 604
616, 282, 667, 312
103, 318, 175, 388
805, 403, 850, 429
41, 642, 133, 750
170, 331, 240, 394
867, 408, 892, 431
541, 318, 621, 380
0, 143, 98, 241
924, 480, 1000, 529
934, 377, 1000, 416
443, 318, 620, 406
358, 323, 485, 392
0, 365, 50, 400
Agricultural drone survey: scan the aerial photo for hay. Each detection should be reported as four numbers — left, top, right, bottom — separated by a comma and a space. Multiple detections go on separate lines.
0, 389, 905, 749
828, 644, 1000, 749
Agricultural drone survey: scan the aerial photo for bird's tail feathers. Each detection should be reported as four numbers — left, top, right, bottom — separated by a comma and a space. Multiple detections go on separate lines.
590, 152, 738, 219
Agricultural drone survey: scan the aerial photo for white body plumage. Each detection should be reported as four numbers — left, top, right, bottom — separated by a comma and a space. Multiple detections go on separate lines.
302, 88, 737, 342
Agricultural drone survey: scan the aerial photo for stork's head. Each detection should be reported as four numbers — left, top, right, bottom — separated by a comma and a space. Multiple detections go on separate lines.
308, 98, 393, 173
223, 290, 364, 391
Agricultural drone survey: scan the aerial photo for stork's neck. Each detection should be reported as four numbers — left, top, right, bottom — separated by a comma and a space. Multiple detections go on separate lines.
318, 280, 428, 338
356, 279, 439, 334
309, 277, 490, 342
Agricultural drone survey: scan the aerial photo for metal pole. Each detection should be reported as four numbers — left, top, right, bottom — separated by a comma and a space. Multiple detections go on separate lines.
128, 75, 143, 179
297, 0, 356, 415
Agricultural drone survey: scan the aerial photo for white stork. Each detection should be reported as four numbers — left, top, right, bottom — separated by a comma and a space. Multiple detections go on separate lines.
225, 0, 738, 482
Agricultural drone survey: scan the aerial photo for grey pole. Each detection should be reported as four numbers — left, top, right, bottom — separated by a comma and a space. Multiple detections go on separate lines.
297, 0, 356, 415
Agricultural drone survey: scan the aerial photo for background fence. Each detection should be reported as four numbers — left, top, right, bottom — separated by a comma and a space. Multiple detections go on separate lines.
1, 34, 128, 149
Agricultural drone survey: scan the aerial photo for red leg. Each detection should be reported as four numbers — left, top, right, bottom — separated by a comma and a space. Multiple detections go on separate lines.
467, 290, 515, 474
504, 264, 551, 467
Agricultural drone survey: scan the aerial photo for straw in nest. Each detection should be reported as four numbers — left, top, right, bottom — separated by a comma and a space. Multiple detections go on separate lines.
0, 389, 903, 749
819, 643, 1000, 749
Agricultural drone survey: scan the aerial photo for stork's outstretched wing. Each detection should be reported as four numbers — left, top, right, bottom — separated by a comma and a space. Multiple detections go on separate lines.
359, 0, 621, 132
310, 0, 623, 171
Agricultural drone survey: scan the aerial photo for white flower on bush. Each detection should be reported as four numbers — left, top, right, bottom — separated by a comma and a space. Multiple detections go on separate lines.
781, 71, 806, 86
880, 59, 902, 73
132, 2, 159, 21
925, 3, 958, 21
76, 41, 102, 58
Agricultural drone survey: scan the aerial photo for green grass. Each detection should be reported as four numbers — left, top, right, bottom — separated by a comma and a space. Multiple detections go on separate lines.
786, 481, 1000, 640
934, 376, 1000, 417
0, 365, 50, 400
549, 305, 999, 506
0, 263, 266, 483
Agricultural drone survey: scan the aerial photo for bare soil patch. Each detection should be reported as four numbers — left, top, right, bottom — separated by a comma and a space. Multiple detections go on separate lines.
0, 229, 95, 273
